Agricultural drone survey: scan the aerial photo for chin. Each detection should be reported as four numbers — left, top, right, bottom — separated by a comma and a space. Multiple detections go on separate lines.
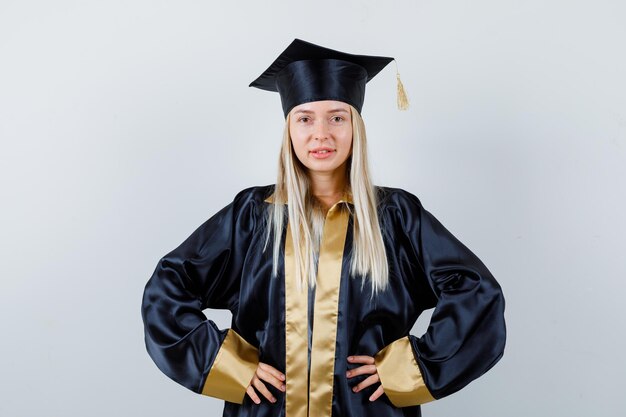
307, 165, 344, 174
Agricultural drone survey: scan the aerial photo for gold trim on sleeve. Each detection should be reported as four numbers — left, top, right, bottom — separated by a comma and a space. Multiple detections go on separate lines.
374, 336, 435, 407
201, 328, 259, 404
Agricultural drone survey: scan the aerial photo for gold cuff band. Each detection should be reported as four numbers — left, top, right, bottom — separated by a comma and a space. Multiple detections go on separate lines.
375, 336, 435, 407
201, 329, 259, 404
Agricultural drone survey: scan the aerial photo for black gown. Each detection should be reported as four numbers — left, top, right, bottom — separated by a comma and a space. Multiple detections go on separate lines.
141, 184, 506, 417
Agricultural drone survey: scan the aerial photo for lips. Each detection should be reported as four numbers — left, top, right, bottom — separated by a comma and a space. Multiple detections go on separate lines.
309, 147, 335, 159
310, 147, 335, 154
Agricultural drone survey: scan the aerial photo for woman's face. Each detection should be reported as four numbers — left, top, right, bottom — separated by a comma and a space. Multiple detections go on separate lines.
289, 100, 353, 176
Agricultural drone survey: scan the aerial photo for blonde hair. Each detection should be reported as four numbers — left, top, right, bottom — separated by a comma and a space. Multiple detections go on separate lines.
263, 105, 389, 296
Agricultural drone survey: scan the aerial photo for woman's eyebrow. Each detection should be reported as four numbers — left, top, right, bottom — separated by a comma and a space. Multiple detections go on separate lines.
328, 108, 349, 114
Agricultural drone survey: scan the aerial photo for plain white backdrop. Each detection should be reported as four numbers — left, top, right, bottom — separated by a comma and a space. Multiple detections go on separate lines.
1, 1, 625, 416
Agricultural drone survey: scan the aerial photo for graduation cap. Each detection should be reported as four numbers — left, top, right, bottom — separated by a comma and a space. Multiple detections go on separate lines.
249, 38, 409, 117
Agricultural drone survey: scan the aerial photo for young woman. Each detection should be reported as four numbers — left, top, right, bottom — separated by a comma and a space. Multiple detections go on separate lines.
141, 39, 506, 417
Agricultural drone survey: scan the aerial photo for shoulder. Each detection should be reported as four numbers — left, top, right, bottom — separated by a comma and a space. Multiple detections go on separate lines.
232, 184, 275, 205
226, 185, 276, 221
374, 185, 424, 212
373, 186, 431, 233
192, 185, 273, 236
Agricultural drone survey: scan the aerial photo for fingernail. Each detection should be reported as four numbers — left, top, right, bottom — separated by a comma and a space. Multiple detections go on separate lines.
346, 371, 351, 377
369, 396, 374, 401
352, 386, 358, 392
348, 356, 353, 361
271, 397, 276, 403
280, 374, 285, 380
281, 384, 286, 391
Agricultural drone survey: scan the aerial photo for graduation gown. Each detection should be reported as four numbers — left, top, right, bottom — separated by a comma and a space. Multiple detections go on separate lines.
141, 184, 506, 417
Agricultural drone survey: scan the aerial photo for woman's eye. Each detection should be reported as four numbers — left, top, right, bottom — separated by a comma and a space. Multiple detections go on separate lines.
331, 116, 343, 122
299, 117, 310, 123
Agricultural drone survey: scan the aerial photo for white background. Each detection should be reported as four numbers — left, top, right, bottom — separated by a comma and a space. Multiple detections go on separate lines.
1, 1, 624, 416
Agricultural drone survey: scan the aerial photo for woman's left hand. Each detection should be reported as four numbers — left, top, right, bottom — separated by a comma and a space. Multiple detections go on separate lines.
346, 355, 385, 401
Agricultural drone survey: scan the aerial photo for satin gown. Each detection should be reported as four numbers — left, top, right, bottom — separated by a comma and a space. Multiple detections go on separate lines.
141, 184, 506, 417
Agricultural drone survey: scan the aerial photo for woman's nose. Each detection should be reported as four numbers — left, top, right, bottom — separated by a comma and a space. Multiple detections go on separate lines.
313, 120, 329, 141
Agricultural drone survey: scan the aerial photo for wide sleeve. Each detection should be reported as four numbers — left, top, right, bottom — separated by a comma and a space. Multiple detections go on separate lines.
375, 191, 506, 407
141, 190, 259, 404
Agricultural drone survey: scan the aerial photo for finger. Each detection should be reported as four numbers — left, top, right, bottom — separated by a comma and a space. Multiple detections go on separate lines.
369, 384, 385, 402
257, 367, 286, 392
246, 385, 261, 404
253, 377, 277, 403
352, 373, 380, 392
259, 362, 286, 381
346, 364, 377, 378
347, 355, 375, 364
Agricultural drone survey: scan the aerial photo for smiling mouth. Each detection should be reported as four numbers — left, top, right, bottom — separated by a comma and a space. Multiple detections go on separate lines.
309, 149, 336, 159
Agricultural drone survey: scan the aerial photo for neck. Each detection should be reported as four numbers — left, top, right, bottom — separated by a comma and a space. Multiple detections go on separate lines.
308, 164, 348, 209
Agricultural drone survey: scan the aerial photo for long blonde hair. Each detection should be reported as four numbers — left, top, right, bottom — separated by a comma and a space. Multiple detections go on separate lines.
263, 105, 389, 296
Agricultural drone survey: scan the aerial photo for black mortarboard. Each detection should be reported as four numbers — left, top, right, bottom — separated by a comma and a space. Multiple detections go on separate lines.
249, 38, 408, 117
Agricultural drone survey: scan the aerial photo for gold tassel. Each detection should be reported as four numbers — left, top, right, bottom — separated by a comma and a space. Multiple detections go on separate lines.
396, 71, 410, 110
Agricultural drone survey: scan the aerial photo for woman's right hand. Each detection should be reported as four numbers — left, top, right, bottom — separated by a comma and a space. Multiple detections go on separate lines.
246, 362, 286, 404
